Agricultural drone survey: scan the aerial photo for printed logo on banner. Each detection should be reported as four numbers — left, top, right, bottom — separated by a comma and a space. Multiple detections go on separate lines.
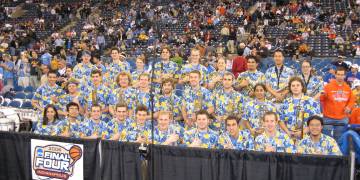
31, 139, 84, 180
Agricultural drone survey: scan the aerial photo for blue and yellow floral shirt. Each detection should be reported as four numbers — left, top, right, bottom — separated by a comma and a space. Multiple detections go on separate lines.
219, 129, 255, 150
237, 70, 266, 96
146, 124, 185, 146
297, 134, 342, 155
79, 118, 109, 138
73, 62, 97, 83
154, 93, 182, 120
265, 65, 295, 91
243, 99, 277, 129
255, 131, 296, 153
33, 83, 65, 110
183, 128, 220, 149
180, 63, 209, 85
279, 95, 320, 131
182, 86, 213, 115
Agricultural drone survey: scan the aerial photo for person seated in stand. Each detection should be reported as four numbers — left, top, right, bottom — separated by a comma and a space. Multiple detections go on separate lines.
183, 110, 219, 149
297, 115, 342, 156
81, 69, 112, 121
79, 104, 109, 139
181, 70, 214, 130
130, 73, 154, 119
243, 83, 277, 136
34, 104, 62, 136
109, 72, 136, 116
146, 111, 184, 146
207, 56, 228, 92
279, 77, 320, 141
219, 116, 254, 150
212, 72, 245, 131
32, 70, 65, 114
123, 105, 152, 143
152, 46, 180, 91
265, 50, 295, 103
255, 111, 296, 153
154, 78, 182, 124
57, 102, 82, 138
106, 103, 132, 141
300, 60, 323, 100
235, 55, 265, 98
179, 48, 209, 86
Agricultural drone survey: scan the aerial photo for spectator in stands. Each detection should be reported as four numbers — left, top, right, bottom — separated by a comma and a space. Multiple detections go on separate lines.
34, 104, 61, 136
154, 78, 182, 122
81, 69, 111, 119
243, 83, 277, 136
300, 60, 323, 100
232, 43, 248, 79
278, 77, 320, 140
255, 111, 296, 153
57, 102, 82, 138
29, 51, 40, 89
123, 105, 151, 143
297, 115, 342, 155
265, 49, 295, 103
146, 111, 184, 146
16, 52, 31, 87
345, 64, 360, 86
73, 50, 96, 84
236, 55, 265, 97
105, 103, 131, 141
332, 55, 350, 71
79, 104, 108, 139
208, 57, 227, 91
181, 70, 214, 129
32, 70, 64, 112
184, 110, 219, 149
0, 53, 14, 89
180, 48, 208, 86
219, 115, 254, 150
320, 67, 356, 141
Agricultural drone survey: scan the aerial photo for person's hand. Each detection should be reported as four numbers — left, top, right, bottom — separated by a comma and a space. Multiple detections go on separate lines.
241, 79, 249, 87
190, 137, 201, 147
224, 142, 233, 149
51, 96, 58, 103
165, 134, 179, 144
344, 107, 351, 115
264, 144, 276, 152
274, 93, 284, 102
136, 135, 146, 143
292, 130, 302, 138
90, 131, 99, 139
255, 127, 265, 135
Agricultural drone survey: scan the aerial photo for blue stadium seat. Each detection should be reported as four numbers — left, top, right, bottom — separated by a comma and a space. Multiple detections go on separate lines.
14, 92, 26, 99
21, 101, 33, 109
25, 93, 34, 99
24, 86, 34, 93
13, 86, 24, 92
8, 100, 21, 108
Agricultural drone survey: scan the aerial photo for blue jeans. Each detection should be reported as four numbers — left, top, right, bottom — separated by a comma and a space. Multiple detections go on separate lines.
323, 117, 348, 142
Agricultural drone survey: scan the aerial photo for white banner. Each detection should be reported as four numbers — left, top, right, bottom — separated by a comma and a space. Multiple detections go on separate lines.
31, 139, 84, 180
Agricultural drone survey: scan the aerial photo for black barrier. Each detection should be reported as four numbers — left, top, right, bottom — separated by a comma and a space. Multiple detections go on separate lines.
0, 132, 351, 180
100, 140, 144, 180
148, 145, 350, 180
0, 131, 101, 180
